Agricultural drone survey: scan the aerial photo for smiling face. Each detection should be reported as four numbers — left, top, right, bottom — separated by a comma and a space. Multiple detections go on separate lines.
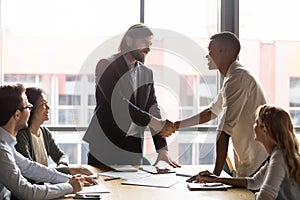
128, 35, 152, 63
206, 40, 222, 70
253, 117, 266, 143
32, 93, 50, 123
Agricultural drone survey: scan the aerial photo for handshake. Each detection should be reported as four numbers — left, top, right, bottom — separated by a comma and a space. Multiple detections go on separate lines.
149, 117, 181, 138
160, 120, 180, 138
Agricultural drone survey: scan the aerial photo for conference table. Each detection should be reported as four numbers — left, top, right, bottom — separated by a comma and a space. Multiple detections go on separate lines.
58, 165, 255, 200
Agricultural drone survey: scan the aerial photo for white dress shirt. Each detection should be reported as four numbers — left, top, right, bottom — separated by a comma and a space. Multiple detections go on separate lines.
209, 61, 268, 177
0, 127, 73, 200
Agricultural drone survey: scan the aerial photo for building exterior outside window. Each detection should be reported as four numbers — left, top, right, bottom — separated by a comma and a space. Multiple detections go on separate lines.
1, 0, 299, 165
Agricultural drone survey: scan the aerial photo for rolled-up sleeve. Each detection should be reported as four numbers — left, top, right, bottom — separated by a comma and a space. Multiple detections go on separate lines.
209, 92, 223, 116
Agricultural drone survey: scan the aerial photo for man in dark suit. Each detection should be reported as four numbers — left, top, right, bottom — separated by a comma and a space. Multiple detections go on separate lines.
84, 24, 180, 168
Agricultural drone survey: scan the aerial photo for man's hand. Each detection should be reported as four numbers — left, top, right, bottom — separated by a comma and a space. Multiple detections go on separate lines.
82, 176, 98, 186
68, 175, 85, 193
69, 174, 98, 193
69, 166, 93, 176
159, 120, 176, 138
153, 149, 181, 168
194, 170, 217, 183
174, 121, 180, 130
186, 170, 215, 183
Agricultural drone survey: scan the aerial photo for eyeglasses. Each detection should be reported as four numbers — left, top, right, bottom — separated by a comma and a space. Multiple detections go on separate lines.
18, 103, 33, 112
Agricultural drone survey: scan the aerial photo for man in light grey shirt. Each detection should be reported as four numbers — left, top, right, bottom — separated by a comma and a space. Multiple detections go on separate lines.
0, 84, 97, 200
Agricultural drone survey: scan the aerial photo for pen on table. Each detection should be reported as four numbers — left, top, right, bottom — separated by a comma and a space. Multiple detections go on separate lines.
104, 177, 121, 181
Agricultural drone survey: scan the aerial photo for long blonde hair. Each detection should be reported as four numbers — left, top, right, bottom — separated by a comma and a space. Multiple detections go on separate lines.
257, 104, 300, 184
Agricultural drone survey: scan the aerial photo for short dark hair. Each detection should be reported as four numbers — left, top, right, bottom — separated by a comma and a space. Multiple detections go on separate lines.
26, 87, 44, 127
210, 31, 241, 59
119, 23, 153, 53
0, 83, 26, 126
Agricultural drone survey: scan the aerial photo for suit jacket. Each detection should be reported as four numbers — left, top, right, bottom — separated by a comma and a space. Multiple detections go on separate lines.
84, 53, 167, 165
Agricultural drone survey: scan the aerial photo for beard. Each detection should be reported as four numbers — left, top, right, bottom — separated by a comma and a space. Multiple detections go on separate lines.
129, 48, 149, 63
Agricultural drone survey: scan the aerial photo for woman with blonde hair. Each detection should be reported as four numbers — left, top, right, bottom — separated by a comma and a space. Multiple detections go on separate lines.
191, 104, 300, 199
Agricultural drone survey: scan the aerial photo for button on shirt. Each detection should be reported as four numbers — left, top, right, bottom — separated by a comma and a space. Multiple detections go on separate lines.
209, 61, 268, 177
0, 127, 73, 200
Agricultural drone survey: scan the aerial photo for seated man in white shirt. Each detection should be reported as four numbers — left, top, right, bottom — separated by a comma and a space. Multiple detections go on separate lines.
0, 83, 97, 200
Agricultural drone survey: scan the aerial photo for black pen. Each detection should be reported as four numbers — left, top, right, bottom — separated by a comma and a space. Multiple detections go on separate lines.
104, 177, 121, 181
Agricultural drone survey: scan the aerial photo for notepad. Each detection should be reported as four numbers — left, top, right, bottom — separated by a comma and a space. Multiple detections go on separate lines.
187, 182, 228, 191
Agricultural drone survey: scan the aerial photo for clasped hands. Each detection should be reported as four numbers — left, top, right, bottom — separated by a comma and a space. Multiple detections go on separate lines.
158, 120, 180, 138
69, 174, 98, 193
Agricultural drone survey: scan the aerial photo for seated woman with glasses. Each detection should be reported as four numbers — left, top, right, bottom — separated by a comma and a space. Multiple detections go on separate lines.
189, 104, 300, 199
15, 87, 92, 183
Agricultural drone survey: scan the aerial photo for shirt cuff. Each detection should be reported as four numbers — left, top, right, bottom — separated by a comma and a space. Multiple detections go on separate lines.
148, 117, 164, 132
58, 183, 74, 196
56, 166, 70, 174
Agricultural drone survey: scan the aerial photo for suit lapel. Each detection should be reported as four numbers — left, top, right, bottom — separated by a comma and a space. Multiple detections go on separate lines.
115, 55, 135, 102
135, 64, 149, 109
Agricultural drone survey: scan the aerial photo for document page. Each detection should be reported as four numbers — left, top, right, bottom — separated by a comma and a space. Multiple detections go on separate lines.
121, 176, 178, 188
78, 184, 110, 194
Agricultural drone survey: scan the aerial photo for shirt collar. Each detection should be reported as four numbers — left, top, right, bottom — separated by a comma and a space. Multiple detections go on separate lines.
123, 55, 139, 70
0, 127, 17, 147
225, 60, 241, 77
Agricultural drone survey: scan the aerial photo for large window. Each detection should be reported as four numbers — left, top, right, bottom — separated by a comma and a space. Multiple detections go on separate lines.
2, 0, 298, 165
239, 0, 300, 127
0, 0, 140, 164
0, 0, 220, 165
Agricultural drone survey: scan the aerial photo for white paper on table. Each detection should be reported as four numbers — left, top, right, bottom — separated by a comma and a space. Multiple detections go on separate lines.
109, 165, 138, 172
121, 176, 178, 188
77, 184, 110, 194
99, 170, 151, 180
